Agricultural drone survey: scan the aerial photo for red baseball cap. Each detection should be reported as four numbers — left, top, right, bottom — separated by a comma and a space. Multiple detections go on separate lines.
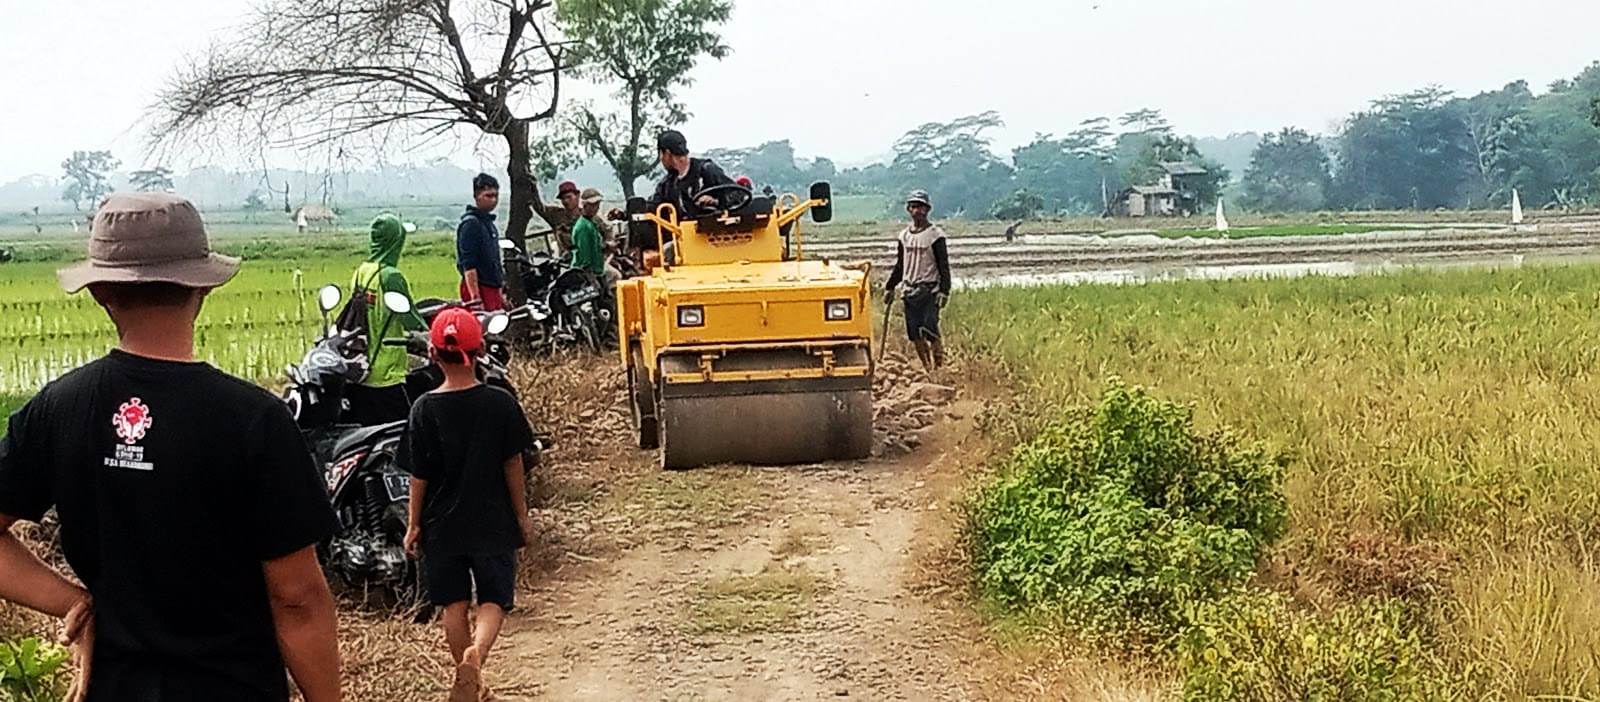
558, 181, 579, 196
430, 307, 484, 356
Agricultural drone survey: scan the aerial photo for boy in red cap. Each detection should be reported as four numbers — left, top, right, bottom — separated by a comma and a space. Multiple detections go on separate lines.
400, 307, 534, 702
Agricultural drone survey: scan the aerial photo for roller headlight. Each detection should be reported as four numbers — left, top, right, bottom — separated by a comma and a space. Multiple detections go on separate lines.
677, 305, 705, 327
824, 299, 852, 321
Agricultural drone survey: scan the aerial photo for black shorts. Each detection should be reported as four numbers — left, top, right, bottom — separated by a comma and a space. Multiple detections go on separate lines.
422, 551, 517, 610
903, 292, 941, 341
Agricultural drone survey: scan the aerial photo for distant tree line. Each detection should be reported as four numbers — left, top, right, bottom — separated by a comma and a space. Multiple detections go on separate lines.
715, 62, 1600, 218
1242, 65, 1600, 212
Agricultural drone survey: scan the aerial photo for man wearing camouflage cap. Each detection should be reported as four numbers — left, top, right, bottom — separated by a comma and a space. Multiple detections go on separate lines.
884, 189, 953, 375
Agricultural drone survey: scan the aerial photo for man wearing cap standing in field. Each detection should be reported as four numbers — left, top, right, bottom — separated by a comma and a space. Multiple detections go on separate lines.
347, 213, 429, 425
884, 189, 953, 375
571, 188, 621, 291
0, 193, 341, 701
534, 180, 583, 257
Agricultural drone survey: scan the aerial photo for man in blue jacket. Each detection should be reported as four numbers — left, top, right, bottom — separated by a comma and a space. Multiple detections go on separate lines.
456, 174, 506, 311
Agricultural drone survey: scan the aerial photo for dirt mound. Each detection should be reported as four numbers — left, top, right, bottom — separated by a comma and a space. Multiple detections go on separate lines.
873, 351, 959, 457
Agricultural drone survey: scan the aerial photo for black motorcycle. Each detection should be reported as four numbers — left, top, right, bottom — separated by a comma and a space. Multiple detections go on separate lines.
283, 286, 541, 602
499, 240, 610, 353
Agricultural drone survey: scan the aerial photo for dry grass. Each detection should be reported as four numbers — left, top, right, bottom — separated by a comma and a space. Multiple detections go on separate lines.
952, 262, 1600, 696
685, 565, 822, 636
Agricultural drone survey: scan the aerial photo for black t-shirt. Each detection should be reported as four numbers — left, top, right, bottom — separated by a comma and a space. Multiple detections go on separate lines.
650, 157, 734, 216
399, 384, 532, 556
0, 350, 337, 702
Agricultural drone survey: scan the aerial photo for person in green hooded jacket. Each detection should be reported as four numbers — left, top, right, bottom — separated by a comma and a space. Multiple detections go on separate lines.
346, 213, 428, 425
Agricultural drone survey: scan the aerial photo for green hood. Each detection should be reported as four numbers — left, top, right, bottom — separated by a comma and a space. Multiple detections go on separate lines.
368, 214, 407, 266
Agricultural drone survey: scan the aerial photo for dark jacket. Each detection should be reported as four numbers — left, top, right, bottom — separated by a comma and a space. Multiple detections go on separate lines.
649, 158, 734, 216
455, 206, 504, 288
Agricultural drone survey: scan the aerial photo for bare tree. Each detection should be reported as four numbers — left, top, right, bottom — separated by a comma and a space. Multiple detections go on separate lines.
150, 0, 568, 250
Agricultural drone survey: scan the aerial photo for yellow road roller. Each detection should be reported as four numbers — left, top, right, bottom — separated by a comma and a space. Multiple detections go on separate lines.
616, 182, 874, 469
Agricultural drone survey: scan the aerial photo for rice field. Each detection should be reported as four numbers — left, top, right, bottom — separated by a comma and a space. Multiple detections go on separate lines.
0, 250, 464, 396
950, 263, 1600, 697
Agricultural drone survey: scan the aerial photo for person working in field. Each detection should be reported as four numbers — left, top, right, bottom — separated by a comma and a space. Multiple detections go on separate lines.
0, 193, 341, 701
884, 189, 953, 375
457, 173, 508, 311
401, 308, 534, 702
345, 213, 428, 425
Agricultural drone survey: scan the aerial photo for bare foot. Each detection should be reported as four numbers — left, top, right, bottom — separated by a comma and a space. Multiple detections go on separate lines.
450, 646, 481, 702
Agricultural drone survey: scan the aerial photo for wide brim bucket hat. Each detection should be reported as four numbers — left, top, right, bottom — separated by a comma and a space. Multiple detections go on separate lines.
57, 192, 240, 293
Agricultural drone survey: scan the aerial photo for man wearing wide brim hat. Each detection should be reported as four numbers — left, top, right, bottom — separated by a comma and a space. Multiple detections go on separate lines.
0, 192, 342, 701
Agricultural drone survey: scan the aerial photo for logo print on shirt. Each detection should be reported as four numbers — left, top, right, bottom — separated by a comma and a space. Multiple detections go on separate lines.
113, 398, 154, 445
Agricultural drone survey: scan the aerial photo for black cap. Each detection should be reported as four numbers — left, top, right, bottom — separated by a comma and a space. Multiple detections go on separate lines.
657, 130, 689, 156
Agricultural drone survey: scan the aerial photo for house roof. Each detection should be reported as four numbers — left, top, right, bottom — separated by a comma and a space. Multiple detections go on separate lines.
1128, 185, 1178, 196
1159, 161, 1208, 176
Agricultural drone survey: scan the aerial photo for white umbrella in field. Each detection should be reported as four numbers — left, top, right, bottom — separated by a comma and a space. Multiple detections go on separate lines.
1511, 188, 1524, 225
1215, 199, 1230, 234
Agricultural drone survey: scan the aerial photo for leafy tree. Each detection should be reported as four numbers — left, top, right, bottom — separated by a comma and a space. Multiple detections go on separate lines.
1454, 81, 1535, 204
1332, 87, 1476, 210
243, 190, 267, 211
990, 189, 1045, 220
1591, 95, 1600, 128
60, 150, 119, 211
1013, 118, 1116, 215
556, 0, 732, 197
129, 167, 175, 192
1240, 128, 1333, 211
882, 111, 1015, 217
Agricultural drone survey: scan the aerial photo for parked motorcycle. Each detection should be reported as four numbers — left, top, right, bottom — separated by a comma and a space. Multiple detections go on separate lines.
499, 240, 610, 353
283, 286, 544, 602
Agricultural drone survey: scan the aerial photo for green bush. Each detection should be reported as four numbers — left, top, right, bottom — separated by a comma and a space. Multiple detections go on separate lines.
969, 380, 1288, 643
1179, 592, 1460, 701
0, 637, 69, 702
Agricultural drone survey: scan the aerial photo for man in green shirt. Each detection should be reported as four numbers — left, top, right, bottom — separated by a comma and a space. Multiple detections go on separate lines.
571, 188, 620, 290
348, 213, 428, 425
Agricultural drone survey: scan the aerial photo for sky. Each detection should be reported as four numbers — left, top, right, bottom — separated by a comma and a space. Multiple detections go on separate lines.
2, 0, 1598, 181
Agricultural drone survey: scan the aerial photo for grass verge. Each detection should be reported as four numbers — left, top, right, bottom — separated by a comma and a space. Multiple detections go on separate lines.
952, 262, 1600, 698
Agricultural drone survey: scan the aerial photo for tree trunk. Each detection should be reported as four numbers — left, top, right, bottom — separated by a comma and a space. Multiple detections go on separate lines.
504, 119, 534, 251
503, 119, 534, 305
621, 167, 636, 199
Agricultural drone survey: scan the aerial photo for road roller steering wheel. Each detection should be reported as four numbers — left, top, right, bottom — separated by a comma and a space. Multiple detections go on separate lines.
689, 183, 753, 217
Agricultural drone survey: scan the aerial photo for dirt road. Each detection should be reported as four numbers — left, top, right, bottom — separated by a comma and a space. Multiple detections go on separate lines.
451, 352, 1150, 701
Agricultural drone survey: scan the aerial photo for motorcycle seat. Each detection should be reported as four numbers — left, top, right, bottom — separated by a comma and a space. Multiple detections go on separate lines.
331, 420, 407, 462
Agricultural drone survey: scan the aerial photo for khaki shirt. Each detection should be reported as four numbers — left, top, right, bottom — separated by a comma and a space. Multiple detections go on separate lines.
539, 203, 580, 255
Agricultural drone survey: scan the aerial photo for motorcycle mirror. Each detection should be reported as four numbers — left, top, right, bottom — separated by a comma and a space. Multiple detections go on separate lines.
317, 285, 342, 313
485, 313, 511, 335
383, 291, 412, 314
498, 238, 515, 251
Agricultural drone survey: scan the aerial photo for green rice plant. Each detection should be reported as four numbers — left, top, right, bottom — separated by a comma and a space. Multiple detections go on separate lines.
0, 249, 462, 395
0, 637, 69, 702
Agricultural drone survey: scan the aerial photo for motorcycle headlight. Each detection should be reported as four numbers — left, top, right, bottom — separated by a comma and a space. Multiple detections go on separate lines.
824, 299, 852, 321
677, 305, 705, 328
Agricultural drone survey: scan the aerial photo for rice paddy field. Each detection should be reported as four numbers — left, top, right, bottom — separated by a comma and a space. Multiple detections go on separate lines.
0, 243, 465, 398
951, 263, 1600, 697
